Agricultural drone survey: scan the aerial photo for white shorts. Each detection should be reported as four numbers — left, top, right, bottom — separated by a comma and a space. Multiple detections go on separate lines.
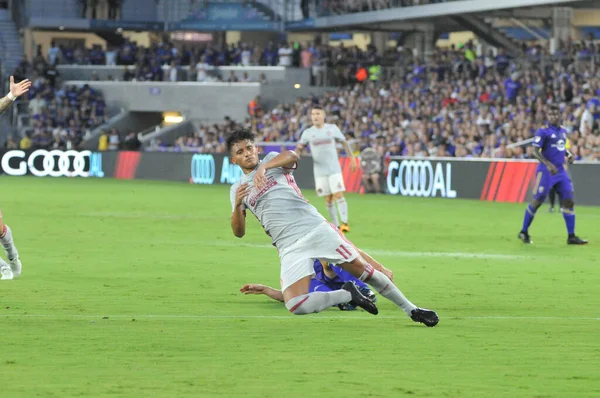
279, 221, 359, 292
315, 173, 345, 197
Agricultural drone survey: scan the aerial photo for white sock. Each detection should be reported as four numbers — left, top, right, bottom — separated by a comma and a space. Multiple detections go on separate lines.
336, 198, 348, 224
360, 266, 417, 316
285, 291, 351, 314
326, 203, 340, 226
0, 225, 17, 260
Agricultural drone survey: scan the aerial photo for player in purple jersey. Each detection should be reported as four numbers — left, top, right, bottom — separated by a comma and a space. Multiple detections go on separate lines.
518, 105, 588, 245
241, 260, 376, 311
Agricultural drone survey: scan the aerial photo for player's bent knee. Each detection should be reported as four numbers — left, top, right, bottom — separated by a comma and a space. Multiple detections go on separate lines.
285, 295, 312, 315
563, 199, 574, 208
531, 200, 543, 210
333, 192, 344, 200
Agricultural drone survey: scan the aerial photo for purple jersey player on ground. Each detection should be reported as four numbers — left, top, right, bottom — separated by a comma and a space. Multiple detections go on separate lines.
518, 104, 588, 245
241, 260, 376, 311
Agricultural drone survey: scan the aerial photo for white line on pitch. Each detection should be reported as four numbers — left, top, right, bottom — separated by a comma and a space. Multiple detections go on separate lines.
205, 241, 533, 260
1, 314, 598, 321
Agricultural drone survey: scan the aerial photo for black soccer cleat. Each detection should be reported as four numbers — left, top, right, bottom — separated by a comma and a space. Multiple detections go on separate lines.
342, 282, 378, 315
410, 308, 439, 327
567, 235, 588, 245
518, 231, 532, 244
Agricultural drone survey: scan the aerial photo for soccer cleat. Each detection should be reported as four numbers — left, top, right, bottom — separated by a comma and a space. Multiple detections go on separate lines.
339, 223, 350, 234
567, 235, 588, 245
9, 257, 21, 278
0, 264, 14, 280
518, 231, 532, 244
548, 207, 555, 213
410, 308, 439, 327
338, 287, 377, 311
342, 282, 378, 315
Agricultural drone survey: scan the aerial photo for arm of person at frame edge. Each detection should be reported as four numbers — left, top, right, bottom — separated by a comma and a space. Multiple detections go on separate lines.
0, 76, 31, 115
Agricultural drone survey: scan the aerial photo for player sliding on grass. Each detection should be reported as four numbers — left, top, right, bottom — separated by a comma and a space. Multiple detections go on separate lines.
228, 129, 438, 326
0, 76, 31, 280
518, 105, 587, 245
241, 260, 378, 311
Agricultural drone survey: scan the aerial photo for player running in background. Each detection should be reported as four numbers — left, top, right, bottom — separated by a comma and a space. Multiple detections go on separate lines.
0, 76, 31, 280
228, 129, 438, 326
241, 260, 377, 311
519, 105, 587, 245
295, 106, 357, 234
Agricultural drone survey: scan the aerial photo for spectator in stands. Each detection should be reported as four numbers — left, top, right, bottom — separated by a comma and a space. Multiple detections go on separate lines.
278, 43, 293, 67
98, 130, 109, 151
4, 136, 17, 150
168, 61, 180, 82
108, 128, 120, 150
28, 93, 47, 116
123, 131, 141, 151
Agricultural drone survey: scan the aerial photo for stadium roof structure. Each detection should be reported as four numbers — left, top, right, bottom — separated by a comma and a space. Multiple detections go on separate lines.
286, 0, 597, 33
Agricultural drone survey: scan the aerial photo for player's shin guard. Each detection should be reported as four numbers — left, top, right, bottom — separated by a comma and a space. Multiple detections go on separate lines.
326, 203, 340, 227
0, 225, 17, 260
563, 208, 575, 235
336, 198, 348, 224
360, 265, 417, 317
285, 291, 352, 315
521, 204, 537, 233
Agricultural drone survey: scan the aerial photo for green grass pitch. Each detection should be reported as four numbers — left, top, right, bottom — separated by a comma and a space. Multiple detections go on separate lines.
1, 177, 599, 397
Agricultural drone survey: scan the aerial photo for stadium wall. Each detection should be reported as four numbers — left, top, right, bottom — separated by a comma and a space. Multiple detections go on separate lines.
0, 150, 599, 206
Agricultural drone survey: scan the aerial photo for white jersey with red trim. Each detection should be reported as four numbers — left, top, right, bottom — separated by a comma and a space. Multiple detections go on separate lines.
299, 123, 345, 177
230, 152, 326, 251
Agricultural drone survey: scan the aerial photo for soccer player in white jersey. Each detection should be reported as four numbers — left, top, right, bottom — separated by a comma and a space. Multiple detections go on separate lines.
296, 105, 356, 234
228, 129, 438, 326
0, 76, 31, 280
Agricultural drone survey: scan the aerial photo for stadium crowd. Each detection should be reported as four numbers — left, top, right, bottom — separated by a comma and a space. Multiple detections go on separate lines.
152, 41, 600, 161
18, 35, 600, 160
10, 53, 108, 150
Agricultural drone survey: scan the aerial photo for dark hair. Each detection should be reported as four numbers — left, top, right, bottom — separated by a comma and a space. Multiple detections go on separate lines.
226, 129, 256, 152
548, 104, 560, 112
312, 105, 325, 111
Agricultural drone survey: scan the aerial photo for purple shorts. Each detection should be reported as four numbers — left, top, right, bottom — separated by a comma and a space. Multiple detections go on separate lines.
532, 165, 574, 201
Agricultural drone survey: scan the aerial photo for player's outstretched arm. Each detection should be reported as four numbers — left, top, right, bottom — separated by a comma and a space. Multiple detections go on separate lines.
240, 284, 284, 302
231, 183, 250, 238
339, 139, 357, 172
0, 76, 31, 115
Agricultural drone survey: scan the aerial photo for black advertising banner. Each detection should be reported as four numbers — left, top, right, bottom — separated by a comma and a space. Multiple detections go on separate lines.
1, 150, 599, 206
0, 149, 115, 178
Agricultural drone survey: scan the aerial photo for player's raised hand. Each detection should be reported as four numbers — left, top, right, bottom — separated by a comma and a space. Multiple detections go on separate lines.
235, 183, 250, 208
240, 284, 266, 295
350, 158, 358, 172
254, 165, 267, 189
9, 76, 31, 98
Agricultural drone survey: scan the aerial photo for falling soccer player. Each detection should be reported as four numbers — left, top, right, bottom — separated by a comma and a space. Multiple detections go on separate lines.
241, 260, 378, 311
519, 105, 587, 245
0, 76, 32, 280
295, 105, 356, 234
228, 129, 438, 326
